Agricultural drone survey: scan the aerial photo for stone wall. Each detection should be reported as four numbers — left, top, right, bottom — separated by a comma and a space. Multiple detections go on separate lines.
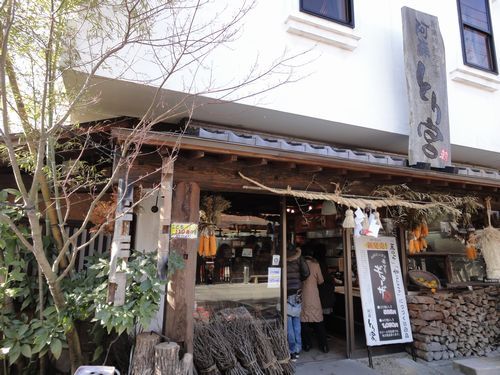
407, 286, 500, 361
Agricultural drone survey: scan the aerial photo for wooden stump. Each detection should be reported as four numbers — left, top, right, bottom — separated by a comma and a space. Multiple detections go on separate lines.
155, 342, 193, 375
131, 332, 161, 375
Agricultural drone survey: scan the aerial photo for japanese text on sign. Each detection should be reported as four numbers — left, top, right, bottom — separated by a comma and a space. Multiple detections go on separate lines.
170, 223, 198, 239
354, 236, 413, 346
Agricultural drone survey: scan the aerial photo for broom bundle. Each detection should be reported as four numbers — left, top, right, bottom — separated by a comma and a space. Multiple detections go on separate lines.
477, 198, 500, 279
249, 319, 282, 375
205, 320, 248, 375
217, 316, 264, 375
194, 323, 221, 375
264, 320, 294, 375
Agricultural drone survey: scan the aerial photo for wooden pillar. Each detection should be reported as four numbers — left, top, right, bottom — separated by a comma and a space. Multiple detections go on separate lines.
165, 182, 200, 353
343, 228, 355, 358
280, 197, 288, 334
158, 158, 174, 280
397, 226, 409, 292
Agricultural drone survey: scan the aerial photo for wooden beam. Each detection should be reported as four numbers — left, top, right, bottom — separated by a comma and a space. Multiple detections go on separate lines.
165, 182, 200, 354
246, 158, 267, 167
185, 150, 204, 160
218, 154, 238, 163
271, 161, 295, 169
435, 180, 449, 187
349, 172, 371, 179
374, 174, 392, 181
111, 128, 500, 190
297, 165, 323, 173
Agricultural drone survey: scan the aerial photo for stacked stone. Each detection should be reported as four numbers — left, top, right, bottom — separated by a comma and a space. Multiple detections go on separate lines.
406, 286, 499, 361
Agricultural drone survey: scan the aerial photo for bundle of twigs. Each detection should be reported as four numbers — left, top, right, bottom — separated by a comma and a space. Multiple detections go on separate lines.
373, 185, 481, 229
477, 197, 500, 279
89, 191, 117, 234
200, 194, 231, 235
216, 315, 264, 375
194, 323, 221, 375
265, 320, 294, 375
203, 320, 248, 375
249, 319, 282, 375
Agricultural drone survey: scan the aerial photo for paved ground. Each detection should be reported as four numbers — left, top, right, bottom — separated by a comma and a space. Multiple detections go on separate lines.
295, 350, 500, 375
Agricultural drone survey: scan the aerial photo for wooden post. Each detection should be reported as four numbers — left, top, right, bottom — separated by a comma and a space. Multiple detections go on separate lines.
154, 342, 193, 375
130, 332, 161, 375
280, 197, 287, 335
158, 157, 174, 280
343, 228, 355, 358
165, 182, 200, 353
398, 226, 409, 291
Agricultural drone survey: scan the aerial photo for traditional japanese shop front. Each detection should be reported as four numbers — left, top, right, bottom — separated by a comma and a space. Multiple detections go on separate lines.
112, 120, 500, 366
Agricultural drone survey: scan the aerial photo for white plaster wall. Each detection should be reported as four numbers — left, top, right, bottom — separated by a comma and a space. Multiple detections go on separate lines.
73, 0, 500, 162
134, 191, 164, 333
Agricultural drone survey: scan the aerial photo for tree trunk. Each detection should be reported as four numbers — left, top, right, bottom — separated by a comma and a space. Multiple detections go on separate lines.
27, 212, 83, 373
154, 342, 193, 375
131, 333, 160, 375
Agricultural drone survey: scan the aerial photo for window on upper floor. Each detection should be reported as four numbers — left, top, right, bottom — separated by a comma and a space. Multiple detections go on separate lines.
300, 0, 354, 27
457, 0, 497, 73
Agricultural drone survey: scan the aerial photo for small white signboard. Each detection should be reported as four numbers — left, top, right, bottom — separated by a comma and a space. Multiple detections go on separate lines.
272, 255, 280, 266
241, 248, 253, 257
267, 267, 281, 288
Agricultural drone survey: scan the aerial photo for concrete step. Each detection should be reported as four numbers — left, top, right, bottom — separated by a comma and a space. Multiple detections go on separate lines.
453, 357, 500, 375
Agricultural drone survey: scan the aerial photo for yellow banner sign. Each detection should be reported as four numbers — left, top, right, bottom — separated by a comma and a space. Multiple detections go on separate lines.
170, 223, 198, 239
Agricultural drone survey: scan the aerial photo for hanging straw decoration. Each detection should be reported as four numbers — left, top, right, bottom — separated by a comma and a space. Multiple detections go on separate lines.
342, 208, 355, 229
477, 197, 500, 279
239, 172, 462, 215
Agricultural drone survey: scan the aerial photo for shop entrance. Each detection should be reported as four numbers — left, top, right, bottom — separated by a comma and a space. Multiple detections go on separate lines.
193, 191, 355, 363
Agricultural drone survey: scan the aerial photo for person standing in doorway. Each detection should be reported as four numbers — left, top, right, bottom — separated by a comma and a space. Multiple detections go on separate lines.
286, 244, 309, 361
301, 245, 329, 353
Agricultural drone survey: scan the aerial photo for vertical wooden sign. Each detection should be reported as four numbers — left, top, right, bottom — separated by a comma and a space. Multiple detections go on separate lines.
402, 7, 451, 168
107, 178, 134, 306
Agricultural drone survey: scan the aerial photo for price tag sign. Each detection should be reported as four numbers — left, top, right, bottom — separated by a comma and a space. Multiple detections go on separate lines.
170, 223, 198, 239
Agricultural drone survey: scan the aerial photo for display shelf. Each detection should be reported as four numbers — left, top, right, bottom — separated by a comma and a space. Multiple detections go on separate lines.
408, 252, 466, 257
